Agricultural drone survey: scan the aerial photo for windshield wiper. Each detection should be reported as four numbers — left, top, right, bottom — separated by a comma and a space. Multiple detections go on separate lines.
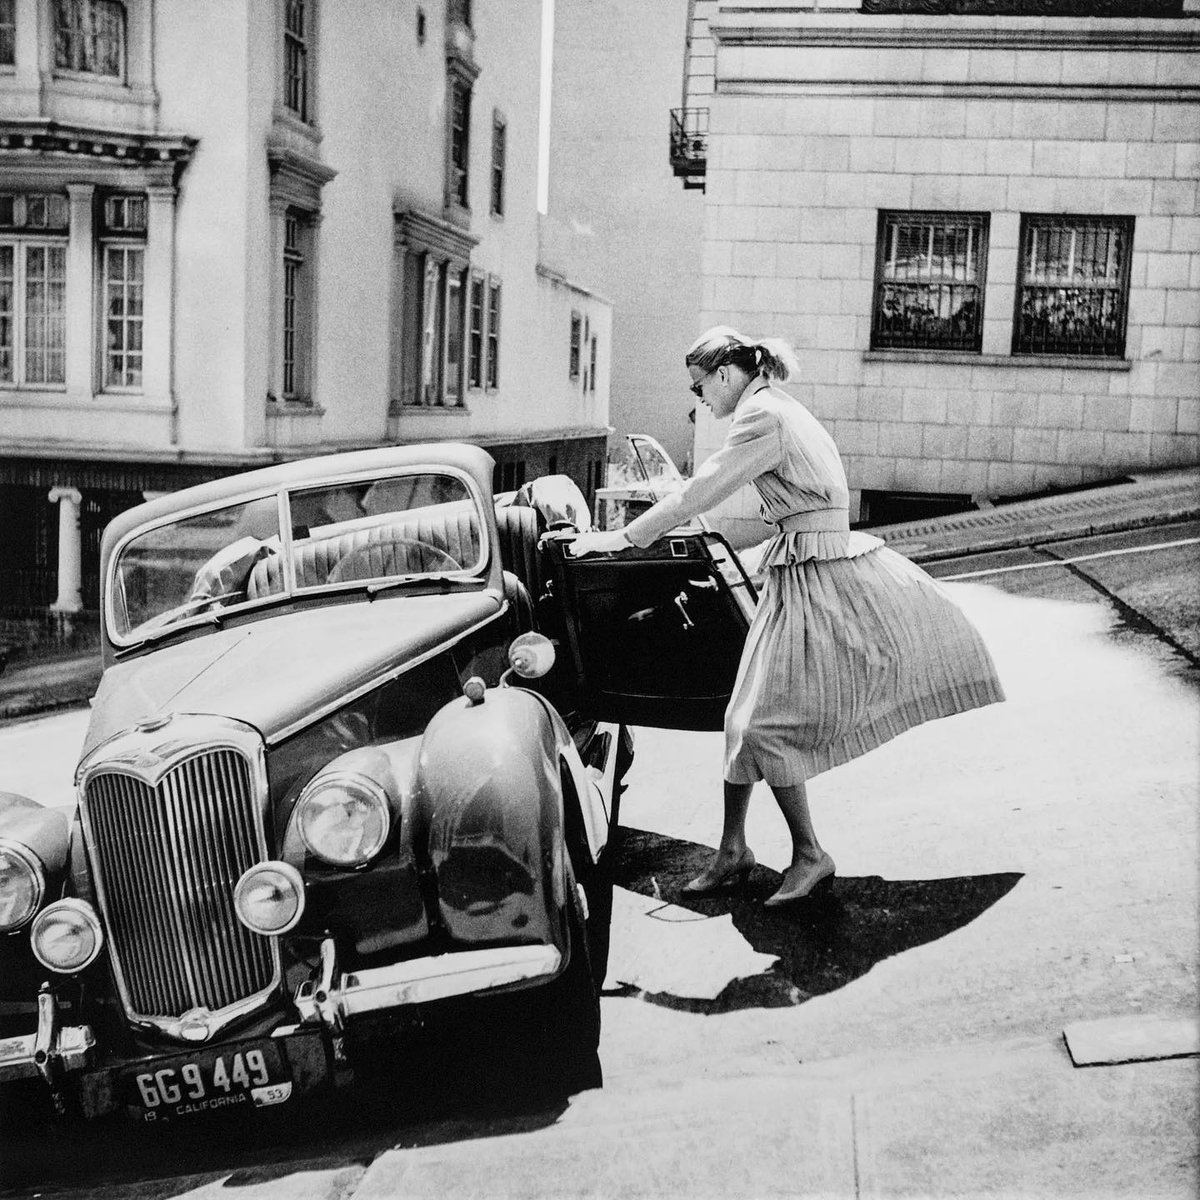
364, 574, 480, 599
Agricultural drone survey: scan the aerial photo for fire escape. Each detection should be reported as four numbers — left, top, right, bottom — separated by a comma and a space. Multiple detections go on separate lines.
669, 107, 708, 192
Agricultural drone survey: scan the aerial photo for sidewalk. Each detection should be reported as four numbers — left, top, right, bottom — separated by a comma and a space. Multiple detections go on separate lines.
1, 465, 1197, 724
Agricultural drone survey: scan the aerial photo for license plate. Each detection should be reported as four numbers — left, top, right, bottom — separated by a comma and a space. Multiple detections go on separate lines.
122, 1040, 292, 1121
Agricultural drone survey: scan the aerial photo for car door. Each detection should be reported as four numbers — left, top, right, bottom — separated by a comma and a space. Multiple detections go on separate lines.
544, 436, 759, 731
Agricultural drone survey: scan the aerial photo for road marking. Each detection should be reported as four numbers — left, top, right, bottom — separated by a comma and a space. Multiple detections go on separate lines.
937, 536, 1200, 581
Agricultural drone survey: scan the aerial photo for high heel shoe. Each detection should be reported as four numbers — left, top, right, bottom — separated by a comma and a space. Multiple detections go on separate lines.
682, 849, 756, 895
763, 852, 836, 908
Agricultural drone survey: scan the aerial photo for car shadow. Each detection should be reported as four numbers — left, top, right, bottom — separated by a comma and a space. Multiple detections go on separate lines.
609, 826, 1023, 1015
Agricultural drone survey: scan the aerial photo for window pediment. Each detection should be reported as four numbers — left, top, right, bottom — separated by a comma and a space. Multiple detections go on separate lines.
395, 207, 478, 266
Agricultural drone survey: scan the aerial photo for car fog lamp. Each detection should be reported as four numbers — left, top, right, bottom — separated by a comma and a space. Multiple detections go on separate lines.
0, 841, 44, 932
30, 899, 103, 973
297, 774, 390, 867
507, 632, 555, 679
234, 862, 305, 935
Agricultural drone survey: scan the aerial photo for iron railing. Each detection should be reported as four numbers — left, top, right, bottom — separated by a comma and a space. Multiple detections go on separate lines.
669, 108, 708, 182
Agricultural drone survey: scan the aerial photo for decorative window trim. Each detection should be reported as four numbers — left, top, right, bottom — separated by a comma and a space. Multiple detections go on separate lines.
1013, 214, 1133, 359
393, 207, 479, 410
871, 210, 988, 354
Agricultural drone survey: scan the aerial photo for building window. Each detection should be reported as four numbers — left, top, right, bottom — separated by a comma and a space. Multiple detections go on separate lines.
449, 76, 471, 209
54, 0, 125, 78
102, 244, 143, 389
871, 211, 988, 353
486, 278, 500, 389
491, 115, 506, 217
468, 275, 485, 389
589, 336, 597, 394
569, 311, 581, 379
0, 243, 67, 386
448, 0, 472, 27
0, 0, 15, 66
419, 256, 444, 404
445, 267, 465, 405
282, 209, 313, 401
284, 0, 310, 122
1014, 215, 1133, 358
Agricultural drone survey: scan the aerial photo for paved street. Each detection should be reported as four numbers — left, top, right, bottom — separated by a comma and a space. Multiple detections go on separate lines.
1, 523, 1197, 1198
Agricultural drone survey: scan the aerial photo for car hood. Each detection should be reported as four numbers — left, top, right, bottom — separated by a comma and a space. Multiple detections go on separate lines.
82, 590, 503, 760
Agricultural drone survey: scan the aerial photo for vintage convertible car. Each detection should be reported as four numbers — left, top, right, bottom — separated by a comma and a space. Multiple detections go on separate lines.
0, 440, 757, 1123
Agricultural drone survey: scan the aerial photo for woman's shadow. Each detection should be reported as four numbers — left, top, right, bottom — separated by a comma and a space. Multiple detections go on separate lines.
609, 826, 1022, 1015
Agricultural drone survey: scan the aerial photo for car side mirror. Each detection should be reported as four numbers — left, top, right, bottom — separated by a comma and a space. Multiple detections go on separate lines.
507, 632, 556, 680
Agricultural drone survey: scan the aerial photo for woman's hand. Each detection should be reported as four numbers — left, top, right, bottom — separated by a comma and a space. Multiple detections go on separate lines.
566, 529, 631, 558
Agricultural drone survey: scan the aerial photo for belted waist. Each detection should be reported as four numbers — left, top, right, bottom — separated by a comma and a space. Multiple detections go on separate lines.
772, 508, 850, 535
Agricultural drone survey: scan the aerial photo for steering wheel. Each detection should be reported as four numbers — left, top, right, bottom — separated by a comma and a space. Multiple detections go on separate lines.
327, 539, 462, 583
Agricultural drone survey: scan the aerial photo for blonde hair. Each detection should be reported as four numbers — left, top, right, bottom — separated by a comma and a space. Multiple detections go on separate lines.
685, 325, 799, 383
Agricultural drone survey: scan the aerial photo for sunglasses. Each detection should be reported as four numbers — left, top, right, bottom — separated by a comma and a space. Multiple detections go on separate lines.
689, 368, 717, 399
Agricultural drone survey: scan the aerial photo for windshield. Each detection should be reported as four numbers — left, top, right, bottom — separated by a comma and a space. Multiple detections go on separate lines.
596, 434, 705, 533
109, 470, 485, 642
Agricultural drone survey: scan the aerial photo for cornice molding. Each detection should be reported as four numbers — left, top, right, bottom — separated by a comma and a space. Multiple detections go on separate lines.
711, 18, 1200, 51
395, 207, 480, 260
719, 80, 1200, 101
0, 119, 195, 168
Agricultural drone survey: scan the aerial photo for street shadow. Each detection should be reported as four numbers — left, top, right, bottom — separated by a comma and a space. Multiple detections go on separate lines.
610, 826, 1023, 1015
0, 1051, 570, 1197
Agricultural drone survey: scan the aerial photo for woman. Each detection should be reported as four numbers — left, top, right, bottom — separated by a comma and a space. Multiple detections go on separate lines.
567, 327, 1005, 908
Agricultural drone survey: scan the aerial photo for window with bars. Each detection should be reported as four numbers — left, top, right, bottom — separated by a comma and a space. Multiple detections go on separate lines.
0, 0, 15, 65
449, 76, 471, 208
486, 279, 500, 389
284, 0, 309, 121
871, 211, 988, 352
0, 242, 67, 386
491, 115, 506, 217
468, 275, 485, 388
1014, 215, 1133, 358
282, 210, 309, 400
54, 0, 125, 78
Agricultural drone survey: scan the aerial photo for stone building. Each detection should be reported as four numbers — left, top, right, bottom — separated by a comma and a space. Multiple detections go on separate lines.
0, 0, 611, 626
676, 0, 1199, 527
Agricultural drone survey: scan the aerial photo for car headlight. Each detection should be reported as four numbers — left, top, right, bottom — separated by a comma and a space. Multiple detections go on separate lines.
296, 772, 390, 867
30, 899, 103, 973
234, 862, 305, 935
0, 840, 44, 932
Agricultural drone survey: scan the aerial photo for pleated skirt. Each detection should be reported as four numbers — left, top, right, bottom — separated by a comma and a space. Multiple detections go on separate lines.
724, 545, 1005, 786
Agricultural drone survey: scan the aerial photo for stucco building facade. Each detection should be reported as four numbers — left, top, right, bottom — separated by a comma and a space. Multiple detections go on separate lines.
681, 0, 1200, 526
0, 0, 611, 622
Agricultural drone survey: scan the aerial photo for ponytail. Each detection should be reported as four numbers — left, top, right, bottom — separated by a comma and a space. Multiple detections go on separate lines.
685, 325, 799, 383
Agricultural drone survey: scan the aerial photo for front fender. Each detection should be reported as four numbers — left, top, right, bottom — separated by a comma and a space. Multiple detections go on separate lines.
416, 687, 569, 951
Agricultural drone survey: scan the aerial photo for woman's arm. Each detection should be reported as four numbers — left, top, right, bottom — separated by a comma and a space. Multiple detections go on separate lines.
621, 402, 782, 548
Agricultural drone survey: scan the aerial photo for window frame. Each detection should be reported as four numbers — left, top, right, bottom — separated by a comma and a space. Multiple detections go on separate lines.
870, 210, 989, 354
485, 276, 500, 391
0, 0, 15, 66
1013, 214, 1134, 359
0, 237, 68, 390
569, 311, 581, 380
280, 207, 316, 403
467, 272, 485, 390
589, 335, 597, 394
490, 112, 506, 218
283, 0, 311, 123
448, 73, 472, 211
53, 0, 127, 81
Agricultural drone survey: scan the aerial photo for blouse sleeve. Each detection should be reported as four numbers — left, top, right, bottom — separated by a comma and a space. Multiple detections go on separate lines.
623, 400, 782, 548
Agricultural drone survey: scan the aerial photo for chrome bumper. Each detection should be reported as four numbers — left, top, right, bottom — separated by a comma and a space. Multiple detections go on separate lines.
0, 987, 94, 1085
294, 940, 562, 1028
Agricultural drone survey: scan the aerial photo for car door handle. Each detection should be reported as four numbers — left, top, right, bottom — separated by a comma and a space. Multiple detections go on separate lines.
674, 591, 695, 630
686, 578, 717, 589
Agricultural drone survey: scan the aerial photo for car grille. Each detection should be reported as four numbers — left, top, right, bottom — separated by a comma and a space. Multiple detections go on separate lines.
84, 749, 277, 1023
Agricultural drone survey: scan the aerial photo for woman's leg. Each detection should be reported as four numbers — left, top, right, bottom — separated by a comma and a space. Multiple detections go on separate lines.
682, 780, 756, 892
765, 781, 835, 905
